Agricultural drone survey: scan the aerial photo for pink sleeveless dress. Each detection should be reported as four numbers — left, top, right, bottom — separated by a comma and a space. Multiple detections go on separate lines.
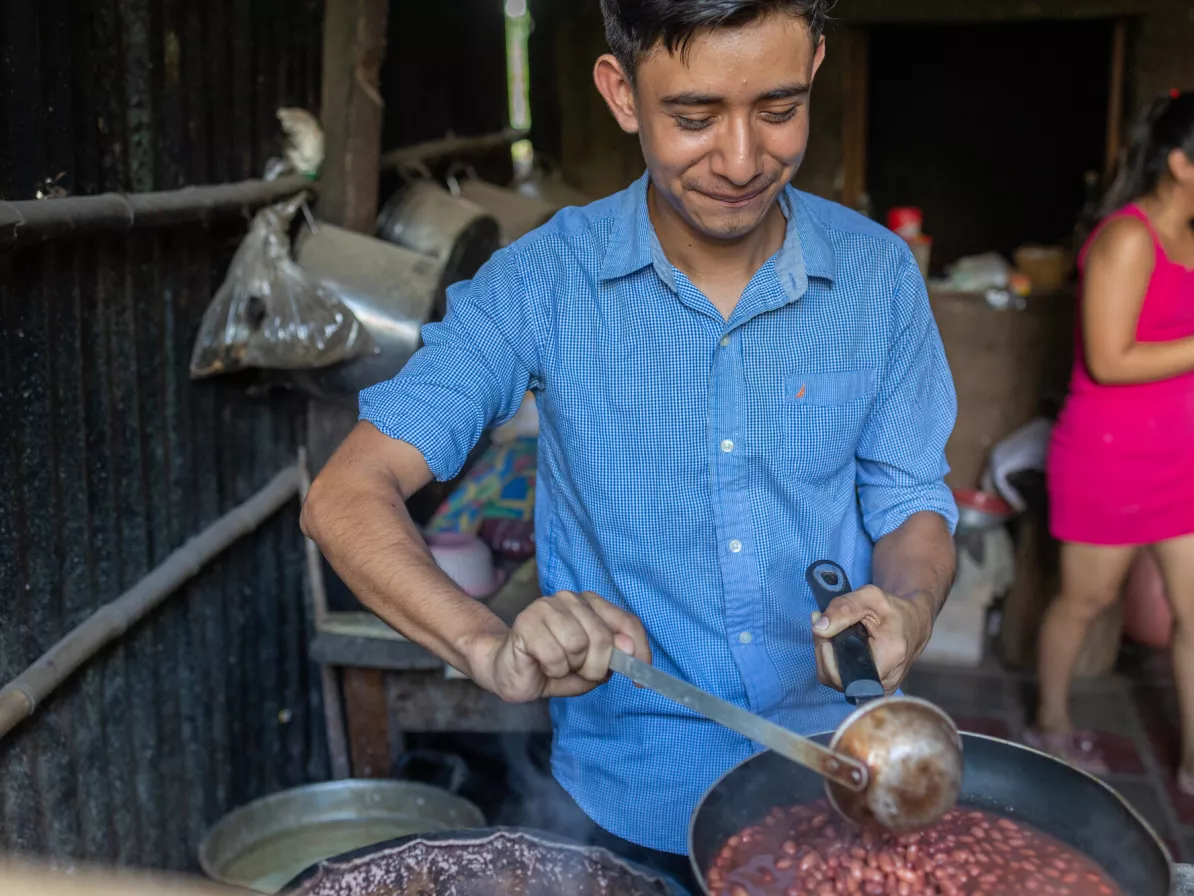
1048, 205, 1194, 545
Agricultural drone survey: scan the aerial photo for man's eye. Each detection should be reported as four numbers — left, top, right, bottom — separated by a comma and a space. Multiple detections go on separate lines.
675, 116, 712, 131
762, 106, 799, 124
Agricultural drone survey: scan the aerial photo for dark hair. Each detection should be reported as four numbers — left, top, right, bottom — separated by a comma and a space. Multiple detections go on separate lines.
600, 0, 833, 81
1100, 89, 1194, 216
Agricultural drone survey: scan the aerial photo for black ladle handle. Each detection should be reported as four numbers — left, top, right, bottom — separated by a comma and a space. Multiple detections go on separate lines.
806, 560, 885, 706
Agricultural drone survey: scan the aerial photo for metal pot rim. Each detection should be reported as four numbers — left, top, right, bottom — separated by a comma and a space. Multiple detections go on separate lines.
685, 730, 1173, 894
282, 825, 692, 896
198, 778, 485, 888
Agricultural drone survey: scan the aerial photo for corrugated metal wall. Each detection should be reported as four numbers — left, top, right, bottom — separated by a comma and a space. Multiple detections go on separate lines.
0, 0, 328, 871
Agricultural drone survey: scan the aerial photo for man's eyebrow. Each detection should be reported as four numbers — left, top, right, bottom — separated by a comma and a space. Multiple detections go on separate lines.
659, 82, 810, 106
659, 91, 723, 106
757, 82, 810, 101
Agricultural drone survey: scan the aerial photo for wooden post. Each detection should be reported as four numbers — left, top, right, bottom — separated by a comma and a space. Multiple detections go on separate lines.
313, 0, 391, 779
319, 0, 389, 232
343, 669, 393, 778
841, 28, 870, 212
1104, 18, 1128, 183
309, 0, 390, 474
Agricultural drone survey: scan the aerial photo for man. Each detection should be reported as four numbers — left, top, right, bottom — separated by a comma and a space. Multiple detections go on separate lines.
302, 0, 958, 884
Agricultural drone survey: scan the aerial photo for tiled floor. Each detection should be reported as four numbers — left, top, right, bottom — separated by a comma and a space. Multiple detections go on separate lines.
902, 640, 1191, 861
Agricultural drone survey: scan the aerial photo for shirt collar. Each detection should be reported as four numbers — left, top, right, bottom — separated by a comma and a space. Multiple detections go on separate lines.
598, 171, 836, 301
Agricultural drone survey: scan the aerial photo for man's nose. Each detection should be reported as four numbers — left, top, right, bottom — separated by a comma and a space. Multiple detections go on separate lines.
709, 115, 763, 187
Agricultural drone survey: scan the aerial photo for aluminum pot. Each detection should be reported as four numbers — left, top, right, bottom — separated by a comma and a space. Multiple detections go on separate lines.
198, 779, 485, 896
281, 827, 692, 896
287, 220, 441, 401
375, 178, 500, 313
450, 175, 558, 246
515, 155, 594, 210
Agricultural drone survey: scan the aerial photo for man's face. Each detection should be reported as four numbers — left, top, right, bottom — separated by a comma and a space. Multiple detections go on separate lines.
596, 12, 825, 241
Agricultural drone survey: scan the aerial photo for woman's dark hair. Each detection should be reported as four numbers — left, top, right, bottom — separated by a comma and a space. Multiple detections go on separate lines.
600, 0, 834, 82
1100, 89, 1194, 216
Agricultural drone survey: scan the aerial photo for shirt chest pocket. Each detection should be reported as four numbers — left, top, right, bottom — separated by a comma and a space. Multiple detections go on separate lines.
785, 369, 877, 477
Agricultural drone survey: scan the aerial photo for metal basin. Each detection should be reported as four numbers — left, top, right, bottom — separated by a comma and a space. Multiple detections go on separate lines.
198, 779, 485, 895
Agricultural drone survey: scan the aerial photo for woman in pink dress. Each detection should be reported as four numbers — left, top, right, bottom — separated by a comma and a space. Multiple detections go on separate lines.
1028, 90, 1194, 783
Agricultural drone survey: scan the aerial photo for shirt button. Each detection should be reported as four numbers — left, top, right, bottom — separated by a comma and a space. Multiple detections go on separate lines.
720, 439, 735, 453
720, 336, 730, 347
739, 631, 753, 644
729, 539, 743, 553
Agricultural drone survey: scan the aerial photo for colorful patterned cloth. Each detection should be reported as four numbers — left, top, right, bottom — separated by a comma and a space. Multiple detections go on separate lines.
425, 436, 537, 534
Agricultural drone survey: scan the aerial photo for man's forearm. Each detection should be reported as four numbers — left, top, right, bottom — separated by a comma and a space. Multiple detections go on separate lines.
302, 473, 508, 683
872, 510, 957, 620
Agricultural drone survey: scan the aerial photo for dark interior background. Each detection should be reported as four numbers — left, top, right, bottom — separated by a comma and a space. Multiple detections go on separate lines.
866, 20, 1115, 273
381, 0, 509, 149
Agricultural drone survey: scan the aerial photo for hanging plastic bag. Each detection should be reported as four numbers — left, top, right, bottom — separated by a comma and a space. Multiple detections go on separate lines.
189, 195, 372, 378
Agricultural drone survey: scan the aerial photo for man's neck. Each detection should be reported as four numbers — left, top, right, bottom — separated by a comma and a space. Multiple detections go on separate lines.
647, 184, 788, 320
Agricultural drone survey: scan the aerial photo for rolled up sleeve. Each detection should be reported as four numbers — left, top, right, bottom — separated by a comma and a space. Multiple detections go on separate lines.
856, 257, 959, 541
358, 247, 541, 482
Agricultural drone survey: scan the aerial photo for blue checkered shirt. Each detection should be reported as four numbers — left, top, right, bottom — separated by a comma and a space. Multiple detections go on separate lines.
359, 172, 958, 854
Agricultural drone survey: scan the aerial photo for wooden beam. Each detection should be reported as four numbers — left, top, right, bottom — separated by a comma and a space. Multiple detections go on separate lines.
841, 28, 871, 211
1104, 18, 1129, 182
0, 176, 313, 246
381, 128, 529, 170
319, 0, 389, 232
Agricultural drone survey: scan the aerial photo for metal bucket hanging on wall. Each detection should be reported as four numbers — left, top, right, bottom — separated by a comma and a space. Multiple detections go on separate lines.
375, 175, 501, 317
515, 154, 594, 211
287, 220, 443, 402
446, 166, 558, 246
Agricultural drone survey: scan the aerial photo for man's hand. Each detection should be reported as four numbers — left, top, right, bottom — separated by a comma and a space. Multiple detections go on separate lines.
811, 585, 935, 695
467, 591, 652, 703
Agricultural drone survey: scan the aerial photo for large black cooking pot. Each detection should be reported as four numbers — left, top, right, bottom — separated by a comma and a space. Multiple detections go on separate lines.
282, 826, 692, 896
689, 731, 1173, 895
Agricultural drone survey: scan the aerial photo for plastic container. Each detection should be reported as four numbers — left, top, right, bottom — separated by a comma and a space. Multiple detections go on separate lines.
887, 207, 923, 239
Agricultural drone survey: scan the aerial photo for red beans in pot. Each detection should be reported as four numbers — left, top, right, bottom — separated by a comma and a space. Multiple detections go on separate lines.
705, 801, 1121, 896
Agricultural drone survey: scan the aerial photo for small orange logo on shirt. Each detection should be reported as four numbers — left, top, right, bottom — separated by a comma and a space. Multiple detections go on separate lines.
795, 383, 806, 399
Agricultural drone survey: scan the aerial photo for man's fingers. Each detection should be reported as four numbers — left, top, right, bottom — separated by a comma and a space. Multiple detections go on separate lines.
811, 611, 842, 691
542, 673, 601, 698
515, 617, 573, 680
556, 592, 616, 682
540, 594, 596, 673
813, 587, 888, 640
583, 591, 652, 664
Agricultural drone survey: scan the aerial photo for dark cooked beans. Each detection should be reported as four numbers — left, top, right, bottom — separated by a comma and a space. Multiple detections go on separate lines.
706, 802, 1121, 896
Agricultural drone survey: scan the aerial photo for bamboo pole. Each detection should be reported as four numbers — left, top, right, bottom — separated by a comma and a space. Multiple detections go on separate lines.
0, 175, 315, 246
0, 465, 301, 742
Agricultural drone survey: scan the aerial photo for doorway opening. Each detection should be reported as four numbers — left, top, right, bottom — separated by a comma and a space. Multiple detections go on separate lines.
847, 20, 1124, 273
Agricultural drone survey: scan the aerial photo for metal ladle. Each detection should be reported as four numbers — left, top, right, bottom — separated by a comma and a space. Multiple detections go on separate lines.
608, 560, 963, 833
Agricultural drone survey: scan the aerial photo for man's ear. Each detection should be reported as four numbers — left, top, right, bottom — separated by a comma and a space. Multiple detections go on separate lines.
811, 35, 826, 81
593, 53, 640, 135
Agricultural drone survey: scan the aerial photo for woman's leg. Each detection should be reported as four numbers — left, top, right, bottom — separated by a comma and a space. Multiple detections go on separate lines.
1147, 534, 1194, 790
1034, 542, 1139, 734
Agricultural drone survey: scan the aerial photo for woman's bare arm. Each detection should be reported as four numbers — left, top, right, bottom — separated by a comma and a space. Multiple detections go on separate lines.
1083, 217, 1194, 384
